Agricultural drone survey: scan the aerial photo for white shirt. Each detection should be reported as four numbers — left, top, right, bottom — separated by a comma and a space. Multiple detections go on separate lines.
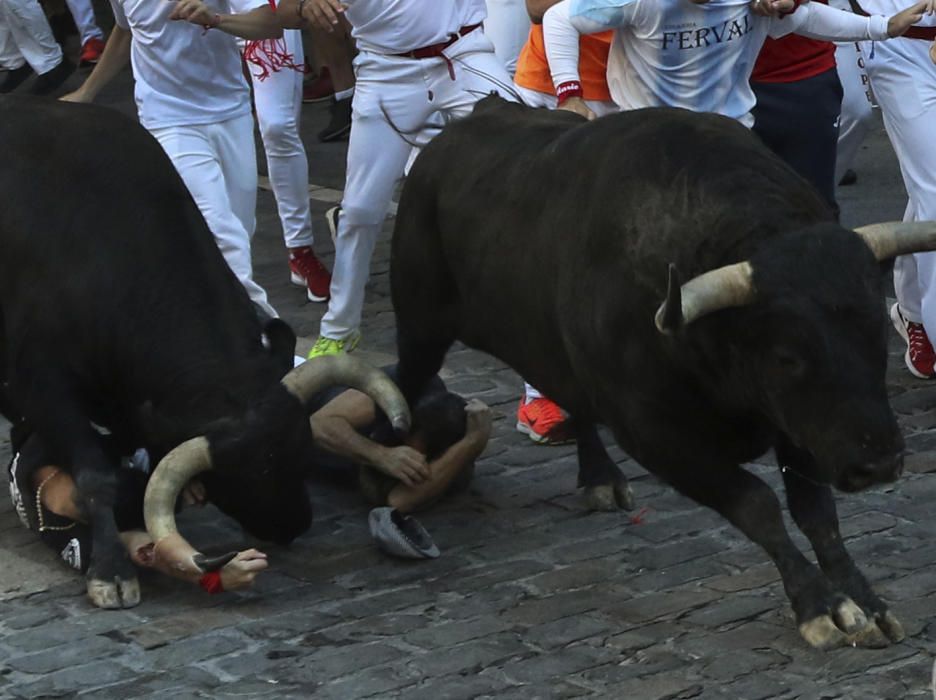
544, 0, 889, 126
343, 0, 487, 55
110, 0, 266, 129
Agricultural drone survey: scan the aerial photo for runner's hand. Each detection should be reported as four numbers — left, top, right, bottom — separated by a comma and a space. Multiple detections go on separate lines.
750, 0, 795, 16
930, 38, 936, 63
465, 399, 492, 444
379, 446, 430, 486
888, 2, 931, 36
168, 0, 218, 27
300, 0, 347, 32
219, 549, 268, 590
558, 96, 596, 120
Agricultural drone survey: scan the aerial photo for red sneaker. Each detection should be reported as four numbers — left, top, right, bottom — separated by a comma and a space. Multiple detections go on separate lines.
288, 247, 331, 302
891, 303, 935, 379
79, 38, 105, 66
302, 67, 334, 104
516, 397, 573, 445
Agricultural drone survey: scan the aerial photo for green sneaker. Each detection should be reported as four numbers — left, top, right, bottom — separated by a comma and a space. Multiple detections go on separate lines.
308, 332, 361, 358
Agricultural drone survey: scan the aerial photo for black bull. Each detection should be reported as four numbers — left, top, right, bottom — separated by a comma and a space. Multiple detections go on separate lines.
390, 96, 935, 649
0, 96, 408, 609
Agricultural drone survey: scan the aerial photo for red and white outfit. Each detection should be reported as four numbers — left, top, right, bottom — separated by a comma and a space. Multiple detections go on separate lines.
848, 0, 936, 338
244, 24, 315, 252
319, 0, 515, 343
109, 0, 276, 318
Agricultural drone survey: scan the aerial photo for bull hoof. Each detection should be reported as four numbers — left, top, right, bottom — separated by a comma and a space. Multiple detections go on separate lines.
799, 601, 904, 650
87, 576, 141, 609
614, 481, 635, 510
584, 485, 619, 512
799, 615, 849, 650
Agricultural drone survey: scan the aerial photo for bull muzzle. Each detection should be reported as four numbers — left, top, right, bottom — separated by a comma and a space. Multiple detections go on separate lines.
837, 452, 904, 493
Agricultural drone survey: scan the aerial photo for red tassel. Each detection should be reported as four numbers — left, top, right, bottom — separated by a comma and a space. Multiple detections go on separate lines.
242, 0, 306, 82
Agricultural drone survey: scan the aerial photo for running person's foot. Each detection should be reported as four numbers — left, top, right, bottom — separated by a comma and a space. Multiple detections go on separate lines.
890, 303, 935, 379
516, 397, 573, 445
308, 331, 361, 358
318, 96, 352, 142
288, 246, 331, 302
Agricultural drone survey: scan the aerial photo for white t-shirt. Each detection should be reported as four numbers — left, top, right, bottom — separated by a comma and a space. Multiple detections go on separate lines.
344, 0, 487, 55
110, 0, 266, 129
544, 0, 889, 126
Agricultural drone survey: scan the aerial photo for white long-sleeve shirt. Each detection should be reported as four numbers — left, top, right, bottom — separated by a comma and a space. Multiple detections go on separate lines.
543, 0, 889, 126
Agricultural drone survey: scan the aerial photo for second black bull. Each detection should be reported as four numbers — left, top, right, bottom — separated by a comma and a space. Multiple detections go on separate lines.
390, 96, 936, 650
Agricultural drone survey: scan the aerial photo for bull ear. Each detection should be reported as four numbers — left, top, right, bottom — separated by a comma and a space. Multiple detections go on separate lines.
655, 264, 684, 335
262, 319, 297, 375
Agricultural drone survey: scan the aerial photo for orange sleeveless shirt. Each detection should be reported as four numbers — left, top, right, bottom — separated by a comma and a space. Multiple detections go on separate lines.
514, 25, 612, 102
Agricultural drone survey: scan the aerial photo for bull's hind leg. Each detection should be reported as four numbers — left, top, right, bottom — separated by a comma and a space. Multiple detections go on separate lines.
779, 443, 903, 648
9, 366, 139, 608
576, 422, 634, 511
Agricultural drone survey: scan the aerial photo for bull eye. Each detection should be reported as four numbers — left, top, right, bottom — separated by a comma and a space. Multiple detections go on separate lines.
771, 347, 806, 378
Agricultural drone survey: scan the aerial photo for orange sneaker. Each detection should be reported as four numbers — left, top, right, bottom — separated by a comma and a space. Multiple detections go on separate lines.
288, 246, 331, 302
516, 397, 573, 445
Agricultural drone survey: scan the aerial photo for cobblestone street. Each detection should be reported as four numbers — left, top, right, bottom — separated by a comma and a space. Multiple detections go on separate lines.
1, 61, 935, 699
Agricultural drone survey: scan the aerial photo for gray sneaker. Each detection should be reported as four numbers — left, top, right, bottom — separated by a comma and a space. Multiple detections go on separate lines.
368, 507, 440, 559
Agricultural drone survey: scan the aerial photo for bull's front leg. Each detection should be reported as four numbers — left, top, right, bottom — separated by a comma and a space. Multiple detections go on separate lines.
576, 422, 634, 511
646, 459, 869, 649
10, 369, 139, 608
779, 446, 904, 649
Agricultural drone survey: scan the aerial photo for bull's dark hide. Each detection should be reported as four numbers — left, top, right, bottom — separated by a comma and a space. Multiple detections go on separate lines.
0, 96, 314, 605
390, 96, 905, 649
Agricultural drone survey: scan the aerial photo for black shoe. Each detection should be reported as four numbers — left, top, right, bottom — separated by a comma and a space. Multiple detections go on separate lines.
838, 169, 857, 187
318, 96, 352, 142
30, 58, 75, 96
0, 64, 34, 94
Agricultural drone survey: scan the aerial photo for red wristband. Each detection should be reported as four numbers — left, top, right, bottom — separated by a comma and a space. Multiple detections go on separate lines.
199, 571, 224, 594
556, 80, 583, 105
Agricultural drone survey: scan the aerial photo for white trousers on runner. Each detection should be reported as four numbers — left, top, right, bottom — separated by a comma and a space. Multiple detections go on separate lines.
864, 39, 936, 335
320, 28, 513, 340
0, 0, 62, 73
150, 112, 277, 319
484, 0, 531, 75
834, 41, 874, 182
250, 29, 314, 251
64, 0, 103, 45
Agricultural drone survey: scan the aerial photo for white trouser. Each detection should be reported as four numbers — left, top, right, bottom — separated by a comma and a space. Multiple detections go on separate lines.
320, 28, 513, 340
150, 113, 277, 319
64, 0, 102, 45
0, 0, 62, 73
250, 29, 314, 250
864, 39, 936, 335
484, 0, 531, 75
834, 41, 874, 183
514, 84, 619, 117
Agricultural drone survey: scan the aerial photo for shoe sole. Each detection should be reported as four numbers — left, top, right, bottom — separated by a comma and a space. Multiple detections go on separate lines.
890, 303, 934, 379
515, 420, 575, 446
289, 271, 329, 303
302, 95, 333, 104
318, 123, 351, 143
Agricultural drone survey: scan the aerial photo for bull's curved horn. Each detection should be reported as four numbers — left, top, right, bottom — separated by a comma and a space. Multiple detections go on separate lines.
655, 261, 755, 334
281, 354, 411, 434
854, 221, 936, 261
144, 436, 212, 545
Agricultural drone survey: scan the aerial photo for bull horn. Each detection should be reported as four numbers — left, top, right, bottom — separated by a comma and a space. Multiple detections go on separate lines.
854, 221, 936, 261
655, 261, 755, 334
144, 436, 212, 545
281, 354, 411, 434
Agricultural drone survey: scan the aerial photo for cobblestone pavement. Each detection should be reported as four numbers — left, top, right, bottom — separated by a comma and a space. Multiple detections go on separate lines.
2, 59, 935, 699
